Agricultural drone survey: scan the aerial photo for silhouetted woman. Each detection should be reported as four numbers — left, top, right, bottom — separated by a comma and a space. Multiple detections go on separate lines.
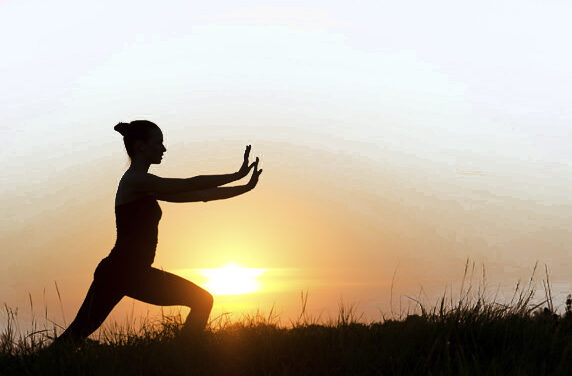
54, 120, 263, 345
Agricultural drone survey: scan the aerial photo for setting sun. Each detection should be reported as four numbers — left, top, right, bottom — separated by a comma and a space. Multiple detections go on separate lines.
197, 264, 267, 296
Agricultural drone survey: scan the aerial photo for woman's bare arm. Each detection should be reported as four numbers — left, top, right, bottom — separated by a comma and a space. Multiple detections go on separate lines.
131, 146, 259, 195
155, 184, 252, 203
187, 172, 243, 190
155, 156, 263, 202
129, 173, 227, 195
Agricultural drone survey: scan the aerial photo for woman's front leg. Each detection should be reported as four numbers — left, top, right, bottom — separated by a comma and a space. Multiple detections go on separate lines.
126, 267, 214, 335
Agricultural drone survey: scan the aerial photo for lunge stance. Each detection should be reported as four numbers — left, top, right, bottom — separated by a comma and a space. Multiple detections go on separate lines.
55, 120, 262, 345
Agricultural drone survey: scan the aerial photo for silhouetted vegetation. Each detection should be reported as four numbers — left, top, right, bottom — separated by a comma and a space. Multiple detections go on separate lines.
2, 262, 572, 375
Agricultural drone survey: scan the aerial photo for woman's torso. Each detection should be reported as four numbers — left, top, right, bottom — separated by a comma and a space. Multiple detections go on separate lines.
105, 172, 162, 269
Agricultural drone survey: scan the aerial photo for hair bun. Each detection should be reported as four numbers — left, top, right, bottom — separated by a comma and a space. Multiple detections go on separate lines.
114, 122, 130, 136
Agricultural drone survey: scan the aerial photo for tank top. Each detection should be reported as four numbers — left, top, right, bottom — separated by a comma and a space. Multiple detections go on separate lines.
106, 195, 162, 269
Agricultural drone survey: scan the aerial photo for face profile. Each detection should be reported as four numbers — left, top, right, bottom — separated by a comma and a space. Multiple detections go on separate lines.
135, 128, 166, 165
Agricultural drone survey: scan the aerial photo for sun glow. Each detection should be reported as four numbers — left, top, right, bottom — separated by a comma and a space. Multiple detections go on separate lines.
197, 264, 267, 296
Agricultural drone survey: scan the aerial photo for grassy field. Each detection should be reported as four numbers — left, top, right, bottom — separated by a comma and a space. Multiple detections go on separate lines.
2, 263, 572, 375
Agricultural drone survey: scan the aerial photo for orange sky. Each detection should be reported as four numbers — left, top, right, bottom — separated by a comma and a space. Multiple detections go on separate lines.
3, 135, 572, 334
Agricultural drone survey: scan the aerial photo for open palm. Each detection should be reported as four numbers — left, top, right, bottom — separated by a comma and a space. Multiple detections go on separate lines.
238, 145, 252, 178
248, 158, 262, 189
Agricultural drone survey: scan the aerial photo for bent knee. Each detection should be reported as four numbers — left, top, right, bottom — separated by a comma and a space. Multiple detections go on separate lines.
203, 291, 214, 308
186, 288, 213, 309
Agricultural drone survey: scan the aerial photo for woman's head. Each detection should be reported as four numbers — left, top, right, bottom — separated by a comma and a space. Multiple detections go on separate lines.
114, 120, 166, 164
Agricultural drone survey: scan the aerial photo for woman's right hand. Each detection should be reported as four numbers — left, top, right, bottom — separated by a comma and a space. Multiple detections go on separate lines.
247, 157, 262, 189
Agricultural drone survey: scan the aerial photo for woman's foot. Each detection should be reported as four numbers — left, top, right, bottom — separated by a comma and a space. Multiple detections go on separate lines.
175, 326, 208, 348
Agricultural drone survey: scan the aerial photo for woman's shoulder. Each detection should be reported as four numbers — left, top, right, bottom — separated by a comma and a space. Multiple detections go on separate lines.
116, 172, 157, 207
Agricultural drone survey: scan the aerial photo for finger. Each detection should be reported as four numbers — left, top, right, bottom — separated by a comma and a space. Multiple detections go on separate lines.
249, 161, 256, 170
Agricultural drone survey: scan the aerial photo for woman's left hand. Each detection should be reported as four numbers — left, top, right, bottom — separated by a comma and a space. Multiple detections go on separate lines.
237, 145, 252, 178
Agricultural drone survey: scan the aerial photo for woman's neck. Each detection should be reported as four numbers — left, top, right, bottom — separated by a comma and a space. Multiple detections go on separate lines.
128, 159, 151, 173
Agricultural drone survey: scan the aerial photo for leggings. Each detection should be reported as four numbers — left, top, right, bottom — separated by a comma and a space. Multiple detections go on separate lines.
57, 257, 213, 343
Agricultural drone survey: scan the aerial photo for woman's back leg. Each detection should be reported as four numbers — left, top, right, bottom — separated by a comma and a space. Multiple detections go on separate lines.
55, 279, 123, 345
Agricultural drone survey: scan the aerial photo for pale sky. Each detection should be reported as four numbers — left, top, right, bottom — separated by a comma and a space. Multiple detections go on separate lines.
2, 0, 572, 332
